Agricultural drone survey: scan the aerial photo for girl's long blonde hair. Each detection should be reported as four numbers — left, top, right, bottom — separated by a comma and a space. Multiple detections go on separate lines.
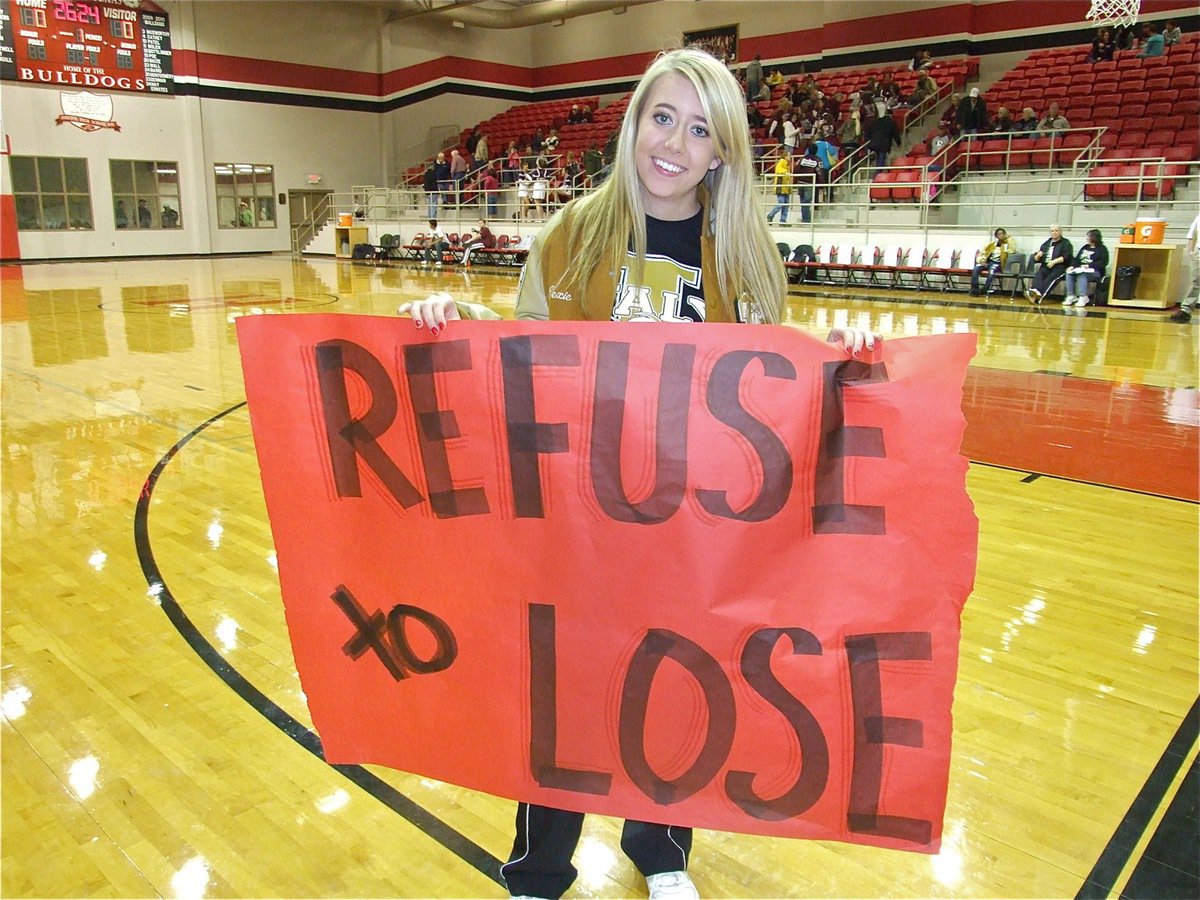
546, 47, 786, 324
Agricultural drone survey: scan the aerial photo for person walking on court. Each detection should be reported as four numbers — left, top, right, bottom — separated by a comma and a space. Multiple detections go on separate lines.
398, 47, 873, 900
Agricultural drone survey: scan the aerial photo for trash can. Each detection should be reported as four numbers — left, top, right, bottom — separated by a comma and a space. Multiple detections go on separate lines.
1113, 265, 1141, 301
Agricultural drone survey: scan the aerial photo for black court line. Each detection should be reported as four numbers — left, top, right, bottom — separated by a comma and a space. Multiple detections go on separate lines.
969, 459, 1199, 505
1076, 696, 1200, 900
133, 402, 505, 887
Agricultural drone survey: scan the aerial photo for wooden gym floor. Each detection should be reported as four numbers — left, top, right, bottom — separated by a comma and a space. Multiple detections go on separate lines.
2, 254, 1196, 899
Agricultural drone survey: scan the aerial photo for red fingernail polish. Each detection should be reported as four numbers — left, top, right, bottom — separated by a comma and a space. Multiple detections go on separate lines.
430, 326, 439, 336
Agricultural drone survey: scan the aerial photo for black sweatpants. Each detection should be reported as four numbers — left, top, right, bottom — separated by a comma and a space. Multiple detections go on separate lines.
500, 803, 691, 899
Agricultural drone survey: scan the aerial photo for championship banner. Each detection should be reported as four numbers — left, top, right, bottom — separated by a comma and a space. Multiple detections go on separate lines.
237, 314, 978, 854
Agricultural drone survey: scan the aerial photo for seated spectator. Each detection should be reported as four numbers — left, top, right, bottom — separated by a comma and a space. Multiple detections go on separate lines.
957, 87, 988, 135
461, 219, 497, 266
1137, 23, 1165, 57
543, 128, 560, 155
908, 72, 939, 106
746, 101, 765, 130
992, 106, 1016, 132
530, 127, 545, 154
1063, 229, 1109, 307
938, 92, 962, 136
422, 219, 449, 266
1089, 27, 1115, 62
1163, 21, 1182, 46
580, 103, 593, 123
1014, 107, 1039, 132
910, 49, 933, 71
1037, 102, 1070, 139
754, 81, 771, 102
970, 227, 1017, 296
1024, 224, 1073, 303
930, 122, 953, 155
567, 104, 585, 125
766, 68, 784, 86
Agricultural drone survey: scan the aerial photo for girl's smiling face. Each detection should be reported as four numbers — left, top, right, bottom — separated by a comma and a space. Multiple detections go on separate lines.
633, 72, 721, 220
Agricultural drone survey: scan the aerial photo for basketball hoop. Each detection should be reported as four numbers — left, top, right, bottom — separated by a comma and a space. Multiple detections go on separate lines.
1085, 0, 1140, 29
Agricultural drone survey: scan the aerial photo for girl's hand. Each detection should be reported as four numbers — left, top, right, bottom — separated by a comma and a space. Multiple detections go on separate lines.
396, 293, 460, 335
827, 327, 878, 355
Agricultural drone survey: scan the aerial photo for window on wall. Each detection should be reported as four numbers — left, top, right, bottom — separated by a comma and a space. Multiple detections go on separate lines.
214, 163, 276, 229
9, 156, 93, 231
110, 160, 182, 229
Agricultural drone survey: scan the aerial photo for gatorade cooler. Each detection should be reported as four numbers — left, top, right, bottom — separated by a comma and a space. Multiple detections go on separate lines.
338, 213, 353, 227
1119, 223, 1136, 244
1134, 217, 1166, 244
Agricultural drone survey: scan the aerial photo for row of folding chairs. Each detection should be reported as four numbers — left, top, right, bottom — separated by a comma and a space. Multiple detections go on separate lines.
397, 232, 529, 266
784, 245, 977, 292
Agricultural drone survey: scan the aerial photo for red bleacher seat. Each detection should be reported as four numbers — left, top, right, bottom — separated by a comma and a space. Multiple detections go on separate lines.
891, 170, 921, 201
870, 172, 896, 202
1112, 165, 1142, 200
978, 140, 1007, 169
1009, 138, 1036, 168
1031, 137, 1056, 168
1085, 166, 1115, 200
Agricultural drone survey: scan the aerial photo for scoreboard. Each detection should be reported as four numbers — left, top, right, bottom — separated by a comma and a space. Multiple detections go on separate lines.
0, 0, 172, 94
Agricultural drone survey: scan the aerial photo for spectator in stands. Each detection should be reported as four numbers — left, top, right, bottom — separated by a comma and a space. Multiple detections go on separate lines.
766, 153, 792, 224
531, 127, 545, 154
747, 101, 765, 130
475, 132, 489, 165
908, 72, 939, 106
1163, 21, 1182, 47
481, 167, 500, 218
531, 162, 549, 218
1014, 107, 1039, 132
941, 92, 962, 136
568, 104, 585, 125
865, 105, 901, 168
957, 87, 988, 135
970, 227, 1017, 296
1063, 229, 1109, 307
1037, 102, 1070, 139
910, 49, 933, 71
460, 219, 497, 267
423, 162, 439, 217
795, 143, 823, 222
1089, 27, 1115, 62
561, 151, 583, 199
813, 134, 838, 200
543, 128, 560, 155
1137, 23, 1165, 57
745, 53, 763, 101
515, 163, 533, 219
1025, 223, 1073, 303
766, 67, 785, 86
583, 142, 603, 179
504, 141, 521, 184
991, 106, 1016, 132
450, 149, 468, 204
930, 122, 952, 155
580, 103, 594, 123
753, 81, 770, 102
465, 129, 481, 159
422, 219, 449, 266
434, 151, 452, 205
838, 107, 863, 158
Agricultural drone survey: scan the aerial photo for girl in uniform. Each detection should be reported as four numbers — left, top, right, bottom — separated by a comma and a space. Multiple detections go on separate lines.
400, 47, 873, 899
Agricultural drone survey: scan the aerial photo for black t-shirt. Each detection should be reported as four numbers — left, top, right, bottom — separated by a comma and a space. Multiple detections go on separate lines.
611, 211, 706, 323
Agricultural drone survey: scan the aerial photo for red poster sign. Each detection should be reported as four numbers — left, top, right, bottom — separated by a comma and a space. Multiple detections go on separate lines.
237, 314, 978, 854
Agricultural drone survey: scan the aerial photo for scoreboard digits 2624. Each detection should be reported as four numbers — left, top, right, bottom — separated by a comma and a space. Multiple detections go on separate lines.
0, 0, 173, 94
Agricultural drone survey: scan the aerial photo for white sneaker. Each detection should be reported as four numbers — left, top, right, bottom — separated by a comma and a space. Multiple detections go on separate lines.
646, 870, 699, 900
1063, 295, 1077, 306
1076, 296, 1090, 307
1028, 288, 1042, 303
